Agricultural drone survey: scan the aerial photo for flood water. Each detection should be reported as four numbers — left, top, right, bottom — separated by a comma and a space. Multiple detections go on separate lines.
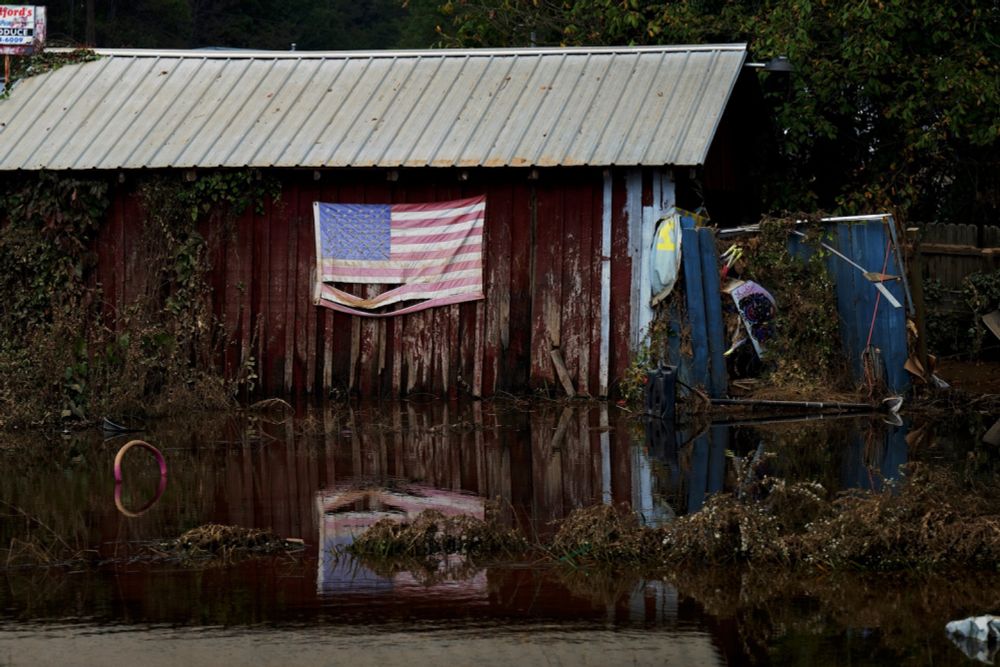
1, 401, 998, 666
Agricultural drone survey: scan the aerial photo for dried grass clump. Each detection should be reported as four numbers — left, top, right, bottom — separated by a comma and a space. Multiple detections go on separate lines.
170, 524, 298, 559
3, 536, 96, 569
796, 464, 1000, 569
545, 463, 1000, 571
550, 504, 664, 565
662, 494, 789, 564
344, 464, 1000, 572
661, 478, 825, 565
664, 464, 1000, 569
760, 477, 832, 533
349, 510, 527, 559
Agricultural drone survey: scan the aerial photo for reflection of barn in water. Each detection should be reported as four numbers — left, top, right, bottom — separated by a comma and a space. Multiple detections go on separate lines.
118, 402, 909, 552
61, 400, 910, 639
315, 402, 677, 537
119, 401, 662, 548
88, 401, 909, 569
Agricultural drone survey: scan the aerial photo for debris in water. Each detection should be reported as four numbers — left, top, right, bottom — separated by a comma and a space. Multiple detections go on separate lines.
550, 504, 661, 566
101, 415, 146, 434
344, 459, 1000, 571
349, 509, 526, 559
946, 615, 1000, 663
167, 524, 304, 560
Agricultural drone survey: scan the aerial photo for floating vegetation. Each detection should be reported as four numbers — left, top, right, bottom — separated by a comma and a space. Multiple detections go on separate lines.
550, 463, 1000, 571
165, 524, 304, 561
795, 464, 1000, 569
0, 500, 95, 569
1, 519, 305, 571
348, 509, 527, 559
3, 535, 96, 569
350, 462, 1000, 572
550, 505, 661, 566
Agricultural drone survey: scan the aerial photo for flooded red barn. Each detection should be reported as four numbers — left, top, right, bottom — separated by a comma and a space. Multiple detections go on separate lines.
0, 45, 764, 397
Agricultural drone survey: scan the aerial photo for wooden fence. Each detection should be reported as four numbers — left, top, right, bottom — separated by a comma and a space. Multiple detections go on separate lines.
920, 223, 1000, 291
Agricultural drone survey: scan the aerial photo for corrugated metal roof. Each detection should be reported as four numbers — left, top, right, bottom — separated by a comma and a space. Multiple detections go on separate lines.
0, 44, 747, 170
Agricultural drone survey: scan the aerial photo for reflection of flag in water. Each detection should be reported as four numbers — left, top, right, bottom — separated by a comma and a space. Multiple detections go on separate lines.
315, 485, 485, 596
313, 195, 485, 317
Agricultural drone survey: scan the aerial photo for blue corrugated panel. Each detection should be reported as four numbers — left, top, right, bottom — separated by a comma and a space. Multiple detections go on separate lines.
828, 220, 910, 394
698, 227, 728, 398
682, 228, 710, 390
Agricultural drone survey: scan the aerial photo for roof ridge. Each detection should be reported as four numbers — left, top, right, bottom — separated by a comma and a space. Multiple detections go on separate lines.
47, 44, 747, 60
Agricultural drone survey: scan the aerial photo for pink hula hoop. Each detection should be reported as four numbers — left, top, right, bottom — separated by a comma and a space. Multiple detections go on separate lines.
113, 440, 168, 518
114, 439, 167, 482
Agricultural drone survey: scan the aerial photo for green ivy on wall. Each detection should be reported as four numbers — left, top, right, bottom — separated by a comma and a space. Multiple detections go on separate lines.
0, 169, 280, 429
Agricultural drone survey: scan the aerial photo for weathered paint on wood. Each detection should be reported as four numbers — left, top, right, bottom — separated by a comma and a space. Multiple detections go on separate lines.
598, 171, 613, 397
504, 182, 533, 391
561, 175, 586, 395
626, 169, 643, 349
609, 172, 634, 397
91, 168, 673, 398
530, 179, 564, 388
481, 183, 511, 395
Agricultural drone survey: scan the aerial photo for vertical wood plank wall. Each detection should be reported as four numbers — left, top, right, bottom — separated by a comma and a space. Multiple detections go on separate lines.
96, 167, 663, 398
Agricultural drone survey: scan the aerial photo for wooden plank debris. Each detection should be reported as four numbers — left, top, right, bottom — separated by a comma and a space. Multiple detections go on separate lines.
550, 348, 576, 398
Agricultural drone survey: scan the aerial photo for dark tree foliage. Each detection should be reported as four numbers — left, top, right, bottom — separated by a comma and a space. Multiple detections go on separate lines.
40, 0, 443, 50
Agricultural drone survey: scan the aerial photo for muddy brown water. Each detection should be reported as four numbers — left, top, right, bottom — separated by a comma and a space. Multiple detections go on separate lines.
1, 401, 998, 666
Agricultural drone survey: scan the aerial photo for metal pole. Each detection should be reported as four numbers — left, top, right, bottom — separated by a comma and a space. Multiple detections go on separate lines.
710, 397, 874, 411
884, 214, 915, 316
791, 229, 903, 309
907, 227, 931, 382
717, 213, 895, 237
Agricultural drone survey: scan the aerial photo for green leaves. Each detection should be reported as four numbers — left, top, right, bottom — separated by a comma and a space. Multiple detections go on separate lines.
0, 173, 109, 341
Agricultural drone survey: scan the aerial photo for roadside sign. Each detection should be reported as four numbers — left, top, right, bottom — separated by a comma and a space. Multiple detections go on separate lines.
0, 5, 45, 55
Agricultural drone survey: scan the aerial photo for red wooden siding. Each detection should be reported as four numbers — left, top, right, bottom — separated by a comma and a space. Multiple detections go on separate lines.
97, 167, 647, 398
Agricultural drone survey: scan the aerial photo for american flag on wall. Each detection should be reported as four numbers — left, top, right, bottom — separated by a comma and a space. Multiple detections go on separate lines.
313, 195, 485, 317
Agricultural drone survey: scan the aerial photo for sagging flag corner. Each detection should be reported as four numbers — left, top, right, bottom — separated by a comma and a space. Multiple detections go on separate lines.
313, 195, 486, 317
